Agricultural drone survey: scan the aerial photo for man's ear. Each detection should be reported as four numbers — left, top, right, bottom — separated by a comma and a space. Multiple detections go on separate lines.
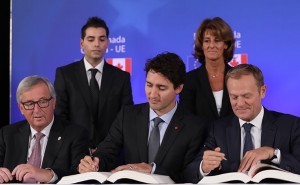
175, 84, 184, 94
260, 84, 267, 98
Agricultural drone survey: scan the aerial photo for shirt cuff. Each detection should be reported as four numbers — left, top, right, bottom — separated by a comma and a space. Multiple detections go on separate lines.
271, 148, 281, 164
150, 162, 156, 174
45, 168, 58, 183
199, 160, 210, 177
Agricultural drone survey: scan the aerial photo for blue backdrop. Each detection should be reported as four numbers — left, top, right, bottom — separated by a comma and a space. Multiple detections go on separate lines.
11, 0, 300, 123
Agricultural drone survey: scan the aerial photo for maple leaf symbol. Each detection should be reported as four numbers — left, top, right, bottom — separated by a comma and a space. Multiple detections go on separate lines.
229, 59, 239, 67
116, 63, 124, 69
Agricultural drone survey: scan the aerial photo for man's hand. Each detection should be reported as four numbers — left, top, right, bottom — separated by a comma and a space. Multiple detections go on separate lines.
238, 146, 274, 172
0, 167, 13, 183
12, 164, 53, 183
201, 147, 226, 173
112, 163, 152, 173
78, 155, 100, 173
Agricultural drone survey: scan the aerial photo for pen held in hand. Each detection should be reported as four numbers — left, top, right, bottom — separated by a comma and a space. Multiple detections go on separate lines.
89, 148, 94, 158
89, 148, 99, 171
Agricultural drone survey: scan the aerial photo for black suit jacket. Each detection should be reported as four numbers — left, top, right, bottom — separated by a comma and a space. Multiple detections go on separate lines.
0, 117, 90, 182
94, 103, 208, 183
54, 59, 133, 146
184, 108, 300, 183
179, 64, 233, 122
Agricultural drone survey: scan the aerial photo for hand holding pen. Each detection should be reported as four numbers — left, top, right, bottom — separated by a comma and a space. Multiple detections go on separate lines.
201, 147, 227, 173
78, 149, 99, 173
89, 148, 99, 172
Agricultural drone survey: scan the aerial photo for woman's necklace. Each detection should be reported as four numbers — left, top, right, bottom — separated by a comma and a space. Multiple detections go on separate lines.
212, 74, 218, 78
210, 72, 223, 78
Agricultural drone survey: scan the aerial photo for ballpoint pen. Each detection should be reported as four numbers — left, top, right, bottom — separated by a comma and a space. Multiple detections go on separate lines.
89, 148, 94, 158
89, 148, 99, 171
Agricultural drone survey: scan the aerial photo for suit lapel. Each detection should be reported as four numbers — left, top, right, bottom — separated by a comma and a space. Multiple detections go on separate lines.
198, 66, 219, 118
42, 119, 65, 168
219, 64, 233, 117
155, 106, 184, 164
136, 104, 150, 162
75, 60, 94, 116
226, 117, 241, 162
261, 108, 277, 146
15, 122, 31, 163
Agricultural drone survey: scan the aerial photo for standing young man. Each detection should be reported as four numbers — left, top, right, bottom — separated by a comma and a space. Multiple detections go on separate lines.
54, 17, 133, 148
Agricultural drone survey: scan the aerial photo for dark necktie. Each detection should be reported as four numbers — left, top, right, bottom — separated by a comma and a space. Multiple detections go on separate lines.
148, 117, 163, 163
89, 69, 99, 118
243, 123, 254, 156
27, 132, 45, 167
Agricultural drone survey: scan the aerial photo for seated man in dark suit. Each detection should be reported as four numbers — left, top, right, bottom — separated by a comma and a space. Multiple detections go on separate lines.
78, 52, 208, 183
184, 64, 300, 183
0, 75, 90, 183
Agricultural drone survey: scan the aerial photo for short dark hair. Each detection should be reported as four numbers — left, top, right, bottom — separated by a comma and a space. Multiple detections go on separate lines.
145, 52, 186, 89
81, 16, 109, 39
225, 64, 264, 88
194, 17, 235, 64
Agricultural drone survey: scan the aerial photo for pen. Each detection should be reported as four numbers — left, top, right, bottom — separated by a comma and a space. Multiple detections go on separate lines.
89, 148, 94, 158
223, 157, 227, 161
89, 148, 99, 171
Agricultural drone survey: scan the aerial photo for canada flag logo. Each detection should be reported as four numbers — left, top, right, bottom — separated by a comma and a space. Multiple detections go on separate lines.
228, 54, 248, 67
106, 58, 132, 75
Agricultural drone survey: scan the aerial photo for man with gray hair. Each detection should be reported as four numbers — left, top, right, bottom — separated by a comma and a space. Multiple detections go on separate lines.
0, 75, 89, 183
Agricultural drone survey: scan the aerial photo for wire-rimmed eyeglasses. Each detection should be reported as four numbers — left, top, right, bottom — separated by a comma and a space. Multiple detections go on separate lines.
21, 97, 53, 110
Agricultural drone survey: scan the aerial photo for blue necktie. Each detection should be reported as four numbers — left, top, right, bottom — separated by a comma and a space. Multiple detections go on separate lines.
148, 117, 163, 163
243, 123, 254, 156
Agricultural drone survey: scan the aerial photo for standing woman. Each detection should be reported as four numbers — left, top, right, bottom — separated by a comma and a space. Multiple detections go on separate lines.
180, 17, 235, 123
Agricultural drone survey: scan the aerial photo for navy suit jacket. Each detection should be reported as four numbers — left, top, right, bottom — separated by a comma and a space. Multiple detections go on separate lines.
54, 59, 133, 146
184, 107, 300, 183
179, 64, 233, 123
0, 117, 90, 182
94, 103, 208, 183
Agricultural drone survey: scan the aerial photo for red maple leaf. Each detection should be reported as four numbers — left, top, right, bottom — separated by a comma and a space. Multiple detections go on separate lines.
116, 63, 124, 69
229, 59, 239, 67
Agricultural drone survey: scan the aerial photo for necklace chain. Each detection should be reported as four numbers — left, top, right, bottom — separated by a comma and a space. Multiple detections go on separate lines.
211, 73, 219, 78
209, 72, 224, 78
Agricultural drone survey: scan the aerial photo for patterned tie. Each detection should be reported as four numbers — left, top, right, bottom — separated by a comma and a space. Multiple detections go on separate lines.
25, 132, 45, 183
148, 117, 163, 163
89, 69, 100, 118
27, 132, 45, 167
243, 123, 254, 156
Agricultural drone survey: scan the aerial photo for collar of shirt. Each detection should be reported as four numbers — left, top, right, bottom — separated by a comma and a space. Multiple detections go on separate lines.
238, 105, 264, 130
28, 116, 54, 161
149, 101, 178, 125
148, 102, 178, 144
84, 57, 104, 74
238, 106, 264, 159
29, 116, 54, 139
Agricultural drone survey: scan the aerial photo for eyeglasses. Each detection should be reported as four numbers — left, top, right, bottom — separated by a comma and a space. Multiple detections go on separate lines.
21, 97, 53, 110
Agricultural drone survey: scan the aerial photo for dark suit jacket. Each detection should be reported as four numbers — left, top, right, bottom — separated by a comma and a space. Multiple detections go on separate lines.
94, 103, 208, 183
184, 108, 300, 183
179, 64, 233, 123
0, 117, 90, 182
54, 59, 133, 146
